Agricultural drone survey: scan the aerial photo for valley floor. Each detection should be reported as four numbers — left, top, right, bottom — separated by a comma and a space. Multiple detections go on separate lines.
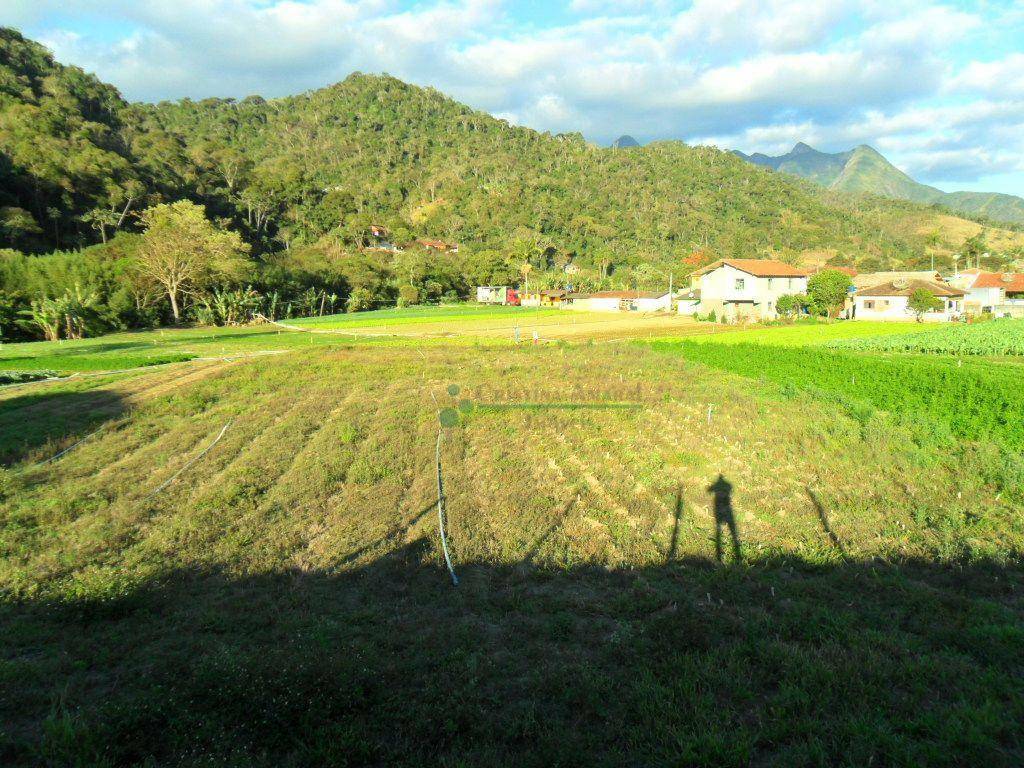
1, 313, 1022, 766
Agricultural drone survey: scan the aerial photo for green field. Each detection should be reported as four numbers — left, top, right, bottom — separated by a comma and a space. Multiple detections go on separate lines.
657, 319, 944, 347
288, 303, 563, 329
1, 313, 1023, 766
832, 317, 1024, 356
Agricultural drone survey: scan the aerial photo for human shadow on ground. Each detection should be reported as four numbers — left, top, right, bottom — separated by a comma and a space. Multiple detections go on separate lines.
708, 473, 742, 564
806, 485, 848, 558
3, 538, 1022, 768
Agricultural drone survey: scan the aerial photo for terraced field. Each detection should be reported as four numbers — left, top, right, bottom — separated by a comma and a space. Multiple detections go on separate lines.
2, 341, 1022, 766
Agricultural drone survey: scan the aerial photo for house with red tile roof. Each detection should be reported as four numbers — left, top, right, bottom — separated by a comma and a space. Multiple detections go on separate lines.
690, 259, 809, 321
948, 270, 1024, 315
852, 279, 964, 321
416, 238, 459, 253
563, 289, 671, 312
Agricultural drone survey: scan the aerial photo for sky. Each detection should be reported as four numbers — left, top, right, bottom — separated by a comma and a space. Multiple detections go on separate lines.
4, 0, 1024, 197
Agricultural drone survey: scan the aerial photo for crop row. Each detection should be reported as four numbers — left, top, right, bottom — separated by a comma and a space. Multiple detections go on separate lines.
830, 318, 1024, 356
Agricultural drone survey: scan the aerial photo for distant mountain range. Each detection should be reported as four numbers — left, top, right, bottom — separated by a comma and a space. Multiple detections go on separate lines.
733, 143, 1024, 226
611, 135, 640, 149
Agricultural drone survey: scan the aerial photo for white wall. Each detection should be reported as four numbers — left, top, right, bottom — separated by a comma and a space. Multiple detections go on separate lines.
565, 297, 620, 312
678, 300, 701, 316
965, 286, 1003, 309
854, 295, 962, 321
633, 295, 670, 312
698, 265, 807, 319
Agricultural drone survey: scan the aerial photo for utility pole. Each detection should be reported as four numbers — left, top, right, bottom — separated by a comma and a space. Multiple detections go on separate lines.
668, 271, 674, 311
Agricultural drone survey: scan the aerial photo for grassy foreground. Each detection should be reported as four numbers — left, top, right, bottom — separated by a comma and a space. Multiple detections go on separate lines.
1, 341, 1022, 766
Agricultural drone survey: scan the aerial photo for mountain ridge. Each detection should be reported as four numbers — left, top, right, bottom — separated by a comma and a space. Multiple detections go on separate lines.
735, 143, 1024, 225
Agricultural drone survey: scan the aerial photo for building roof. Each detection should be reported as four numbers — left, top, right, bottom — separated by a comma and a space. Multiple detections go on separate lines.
812, 265, 858, 277
567, 290, 666, 300
853, 270, 941, 289
855, 279, 964, 298
970, 272, 1024, 291
695, 259, 808, 278
587, 290, 667, 299
677, 289, 701, 301
417, 238, 457, 249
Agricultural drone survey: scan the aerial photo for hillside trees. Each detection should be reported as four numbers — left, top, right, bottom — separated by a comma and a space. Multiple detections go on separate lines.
136, 201, 250, 322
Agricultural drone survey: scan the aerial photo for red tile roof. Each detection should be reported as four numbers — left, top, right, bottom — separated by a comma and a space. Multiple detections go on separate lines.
971, 272, 1024, 291
586, 290, 666, 299
696, 259, 808, 278
417, 238, 457, 249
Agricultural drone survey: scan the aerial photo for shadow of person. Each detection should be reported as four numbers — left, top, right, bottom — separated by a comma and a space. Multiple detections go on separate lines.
806, 485, 848, 559
707, 473, 741, 564
667, 484, 683, 563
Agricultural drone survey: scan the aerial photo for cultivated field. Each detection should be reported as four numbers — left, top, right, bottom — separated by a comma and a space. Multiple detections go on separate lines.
0, 306, 714, 378
1, 312, 1023, 766
832, 317, 1024, 356
655, 319, 932, 347
289, 304, 715, 341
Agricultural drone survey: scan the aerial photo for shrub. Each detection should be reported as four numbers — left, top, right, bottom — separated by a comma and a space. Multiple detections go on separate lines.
397, 285, 421, 307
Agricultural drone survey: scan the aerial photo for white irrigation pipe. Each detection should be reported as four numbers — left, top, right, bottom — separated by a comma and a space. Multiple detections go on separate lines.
255, 314, 409, 339
147, 421, 232, 499
35, 423, 109, 467
435, 427, 459, 586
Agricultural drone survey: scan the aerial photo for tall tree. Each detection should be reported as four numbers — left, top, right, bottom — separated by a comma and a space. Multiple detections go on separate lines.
807, 269, 853, 318
135, 201, 250, 322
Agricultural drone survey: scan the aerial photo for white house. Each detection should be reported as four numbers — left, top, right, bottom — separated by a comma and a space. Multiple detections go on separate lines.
852, 279, 964, 321
691, 259, 808, 321
676, 289, 702, 316
946, 270, 1024, 316
476, 286, 513, 305
563, 290, 671, 312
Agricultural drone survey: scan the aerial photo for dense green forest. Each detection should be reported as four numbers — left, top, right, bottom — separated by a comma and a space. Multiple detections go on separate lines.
1, 26, 1022, 340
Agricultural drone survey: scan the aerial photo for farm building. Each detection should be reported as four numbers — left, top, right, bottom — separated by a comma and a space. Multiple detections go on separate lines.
476, 286, 519, 305
563, 290, 672, 312
851, 279, 964, 321
417, 238, 459, 253
676, 289, 702, 315
947, 270, 1024, 317
520, 289, 568, 308
691, 259, 808, 321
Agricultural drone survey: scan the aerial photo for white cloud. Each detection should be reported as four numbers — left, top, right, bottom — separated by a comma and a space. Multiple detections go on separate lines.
3, 0, 1023, 194
951, 54, 1024, 98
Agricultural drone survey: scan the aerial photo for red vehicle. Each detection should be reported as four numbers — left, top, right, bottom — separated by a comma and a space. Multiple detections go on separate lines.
505, 288, 520, 306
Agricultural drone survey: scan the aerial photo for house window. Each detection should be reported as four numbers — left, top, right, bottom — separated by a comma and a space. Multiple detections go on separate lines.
734, 278, 745, 290
864, 300, 875, 309
767, 278, 773, 289
788, 278, 793, 289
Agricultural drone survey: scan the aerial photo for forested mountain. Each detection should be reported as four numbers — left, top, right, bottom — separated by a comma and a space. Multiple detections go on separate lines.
136, 75, 933, 269
0, 28, 194, 251
2, 26, 1023, 339
736, 143, 1024, 226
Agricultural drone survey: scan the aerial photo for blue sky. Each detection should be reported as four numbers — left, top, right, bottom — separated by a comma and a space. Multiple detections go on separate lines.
4, 0, 1024, 196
